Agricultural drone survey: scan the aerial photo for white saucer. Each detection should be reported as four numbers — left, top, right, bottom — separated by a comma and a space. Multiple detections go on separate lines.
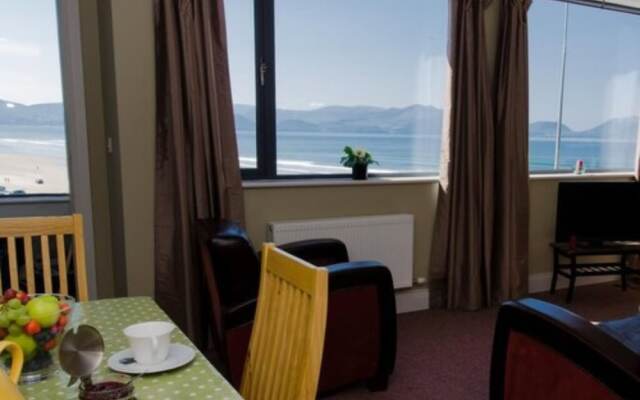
108, 343, 196, 374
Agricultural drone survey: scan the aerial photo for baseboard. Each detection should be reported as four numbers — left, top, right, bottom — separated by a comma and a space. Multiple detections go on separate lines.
528, 271, 619, 294
394, 272, 619, 313
395, 286, 430, 313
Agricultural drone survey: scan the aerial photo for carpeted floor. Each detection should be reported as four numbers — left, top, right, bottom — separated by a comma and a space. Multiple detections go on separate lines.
326, 282, 640, 400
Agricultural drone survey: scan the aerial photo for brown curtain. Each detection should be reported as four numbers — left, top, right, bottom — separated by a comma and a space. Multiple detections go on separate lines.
493, 0, 531, 303
154, 0, 244, 343
429, 0, 530, 309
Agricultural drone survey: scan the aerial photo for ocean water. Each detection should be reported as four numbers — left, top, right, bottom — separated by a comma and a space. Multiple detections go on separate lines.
238, 130, 638, 174
0, 125, 68, 161
0, 125, 635, 180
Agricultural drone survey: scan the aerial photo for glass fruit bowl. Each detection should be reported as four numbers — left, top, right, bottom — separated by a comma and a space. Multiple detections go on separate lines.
0, 289, 76, 383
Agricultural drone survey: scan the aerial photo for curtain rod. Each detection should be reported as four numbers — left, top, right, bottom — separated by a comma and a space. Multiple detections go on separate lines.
554, 0, 640, 15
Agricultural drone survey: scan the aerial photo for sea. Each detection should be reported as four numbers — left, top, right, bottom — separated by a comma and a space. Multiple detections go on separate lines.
237, 130, 638, 174
0, 125, 636, 186
0, 125, 68, 161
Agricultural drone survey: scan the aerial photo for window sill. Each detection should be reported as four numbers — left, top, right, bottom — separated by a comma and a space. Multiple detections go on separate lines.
0, 195, 70, 205
243, 171, 637, 189
243, 175, 439, 189
529, 171, 635, 181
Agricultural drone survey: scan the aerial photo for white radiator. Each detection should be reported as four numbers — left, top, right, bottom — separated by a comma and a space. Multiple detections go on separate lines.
268, 214, 414, 288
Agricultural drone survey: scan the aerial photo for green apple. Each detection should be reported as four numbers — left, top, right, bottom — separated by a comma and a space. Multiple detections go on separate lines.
26, 298, 60, 328
6, 333, 37, 360
38, 295, 59, 304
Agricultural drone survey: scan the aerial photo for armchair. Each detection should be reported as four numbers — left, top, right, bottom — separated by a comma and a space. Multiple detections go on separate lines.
196, 220, 397, 394
490, 298, 640, 400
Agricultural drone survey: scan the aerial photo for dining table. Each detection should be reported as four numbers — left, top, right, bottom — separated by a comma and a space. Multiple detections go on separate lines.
19, 296, 242, 400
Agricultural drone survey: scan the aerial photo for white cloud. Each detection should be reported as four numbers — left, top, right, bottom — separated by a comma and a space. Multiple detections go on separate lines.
0, 38, 40, 57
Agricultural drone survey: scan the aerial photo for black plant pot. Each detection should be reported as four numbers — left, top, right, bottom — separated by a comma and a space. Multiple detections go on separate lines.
352, 163, 368, 180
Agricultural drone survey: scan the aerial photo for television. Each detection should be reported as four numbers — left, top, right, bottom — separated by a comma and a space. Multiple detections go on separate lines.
555, 182, 640, 244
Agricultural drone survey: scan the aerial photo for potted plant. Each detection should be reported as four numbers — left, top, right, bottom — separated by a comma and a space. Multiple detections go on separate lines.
340, 146, 378, 180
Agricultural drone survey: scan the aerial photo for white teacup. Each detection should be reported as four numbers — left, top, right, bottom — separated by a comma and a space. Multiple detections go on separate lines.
123, 321, 175, 365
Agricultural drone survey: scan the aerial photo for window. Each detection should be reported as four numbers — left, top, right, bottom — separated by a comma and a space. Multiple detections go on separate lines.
529, 0, 640, 172
225, 0, 448, 179
0, 1, 69, 196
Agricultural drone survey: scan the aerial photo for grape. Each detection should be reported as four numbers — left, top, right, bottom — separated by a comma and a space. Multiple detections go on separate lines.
0, 314, 9, 328
8, 323, 22, 336
7, 299, 21, 309
16, 314, 31, 326
6, 309, 19, 321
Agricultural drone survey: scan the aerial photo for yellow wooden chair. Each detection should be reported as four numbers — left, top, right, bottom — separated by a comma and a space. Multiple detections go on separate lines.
0, 214, 88, 301
240, 243, 329, 400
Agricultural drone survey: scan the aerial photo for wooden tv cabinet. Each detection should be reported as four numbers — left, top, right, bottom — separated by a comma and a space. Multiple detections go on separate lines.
550, 242, 640, 303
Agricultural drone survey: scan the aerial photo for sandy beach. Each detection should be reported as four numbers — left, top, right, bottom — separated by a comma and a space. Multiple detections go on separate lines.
0, 153, 69, 195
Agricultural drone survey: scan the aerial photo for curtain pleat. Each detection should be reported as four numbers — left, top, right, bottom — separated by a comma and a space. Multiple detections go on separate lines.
154, 0, 245, 344
430, 0, 530, 309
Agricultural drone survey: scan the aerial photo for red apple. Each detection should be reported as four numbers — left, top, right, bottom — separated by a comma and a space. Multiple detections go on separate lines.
59, 302, 71, 315
16, 291, 29, 304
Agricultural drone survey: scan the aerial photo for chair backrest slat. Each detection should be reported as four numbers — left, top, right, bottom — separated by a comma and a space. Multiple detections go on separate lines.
72, 215, 88, 301
7, 237, 19, 289
55, 234, 68, 295
40, 236, 53, 293
0, 214, 88, 300
240, 243, 328, 400
24, 236, 35, 293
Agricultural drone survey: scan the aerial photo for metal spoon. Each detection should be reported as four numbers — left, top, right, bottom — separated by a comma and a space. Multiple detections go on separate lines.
58, 324, 105, 387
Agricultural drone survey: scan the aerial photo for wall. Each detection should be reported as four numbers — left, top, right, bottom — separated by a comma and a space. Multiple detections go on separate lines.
98, 0, 156, 296
91, 1, 633, 297
244, 183, 439, 281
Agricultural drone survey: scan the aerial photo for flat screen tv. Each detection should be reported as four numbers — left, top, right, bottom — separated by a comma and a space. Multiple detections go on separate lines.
555, 182, 640, 244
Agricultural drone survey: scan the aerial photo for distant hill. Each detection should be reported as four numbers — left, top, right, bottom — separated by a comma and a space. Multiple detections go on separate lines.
0, 99, 637, 143
0, 99, 64, 125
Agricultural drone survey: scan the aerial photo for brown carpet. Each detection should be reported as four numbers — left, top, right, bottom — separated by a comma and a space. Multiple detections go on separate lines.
326, 282, 640, 400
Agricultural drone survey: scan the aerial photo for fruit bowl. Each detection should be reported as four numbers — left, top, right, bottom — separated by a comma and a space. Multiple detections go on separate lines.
0, 289, 76, 383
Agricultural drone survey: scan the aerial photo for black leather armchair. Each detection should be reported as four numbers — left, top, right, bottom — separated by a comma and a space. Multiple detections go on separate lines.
197, 219, 397, 394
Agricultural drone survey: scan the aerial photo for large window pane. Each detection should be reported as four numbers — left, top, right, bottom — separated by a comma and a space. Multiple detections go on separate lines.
0, 1, 68, 195
529, 0, 566, 171
274, 0, 448, 175
560, 4, 640, 171
225, 0, 257, 169
529, 0, 640, 172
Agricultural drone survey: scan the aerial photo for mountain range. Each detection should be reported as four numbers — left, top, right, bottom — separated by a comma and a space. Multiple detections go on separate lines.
1, 99, 637, 141
0, 99, 64, 126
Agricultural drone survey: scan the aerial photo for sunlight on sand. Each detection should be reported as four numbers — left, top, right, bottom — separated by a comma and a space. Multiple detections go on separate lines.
0, 154, 68, 195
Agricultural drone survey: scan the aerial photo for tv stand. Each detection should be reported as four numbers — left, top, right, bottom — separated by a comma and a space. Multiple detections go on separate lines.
549, 242, 640, 303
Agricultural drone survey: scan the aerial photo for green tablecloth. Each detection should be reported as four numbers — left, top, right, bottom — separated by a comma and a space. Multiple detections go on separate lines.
20, 297, 242, 400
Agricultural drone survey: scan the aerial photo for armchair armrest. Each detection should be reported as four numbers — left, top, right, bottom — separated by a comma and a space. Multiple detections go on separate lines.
325, 260, 397, 388
278, 239, 349, 266
223, 299, 257, 330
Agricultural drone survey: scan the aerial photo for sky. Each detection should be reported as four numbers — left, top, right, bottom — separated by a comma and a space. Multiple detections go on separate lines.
1, 0, 639, 131
225, 0, 448, 111
0, 0, 63, 105
226, 0, 640, 131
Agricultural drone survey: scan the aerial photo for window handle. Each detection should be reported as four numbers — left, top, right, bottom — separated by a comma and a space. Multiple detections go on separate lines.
259, 61, 268, 86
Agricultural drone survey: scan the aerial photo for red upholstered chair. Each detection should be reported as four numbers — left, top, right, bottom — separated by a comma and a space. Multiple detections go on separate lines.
490, 298, 640, 400
196, 219, 396, 394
